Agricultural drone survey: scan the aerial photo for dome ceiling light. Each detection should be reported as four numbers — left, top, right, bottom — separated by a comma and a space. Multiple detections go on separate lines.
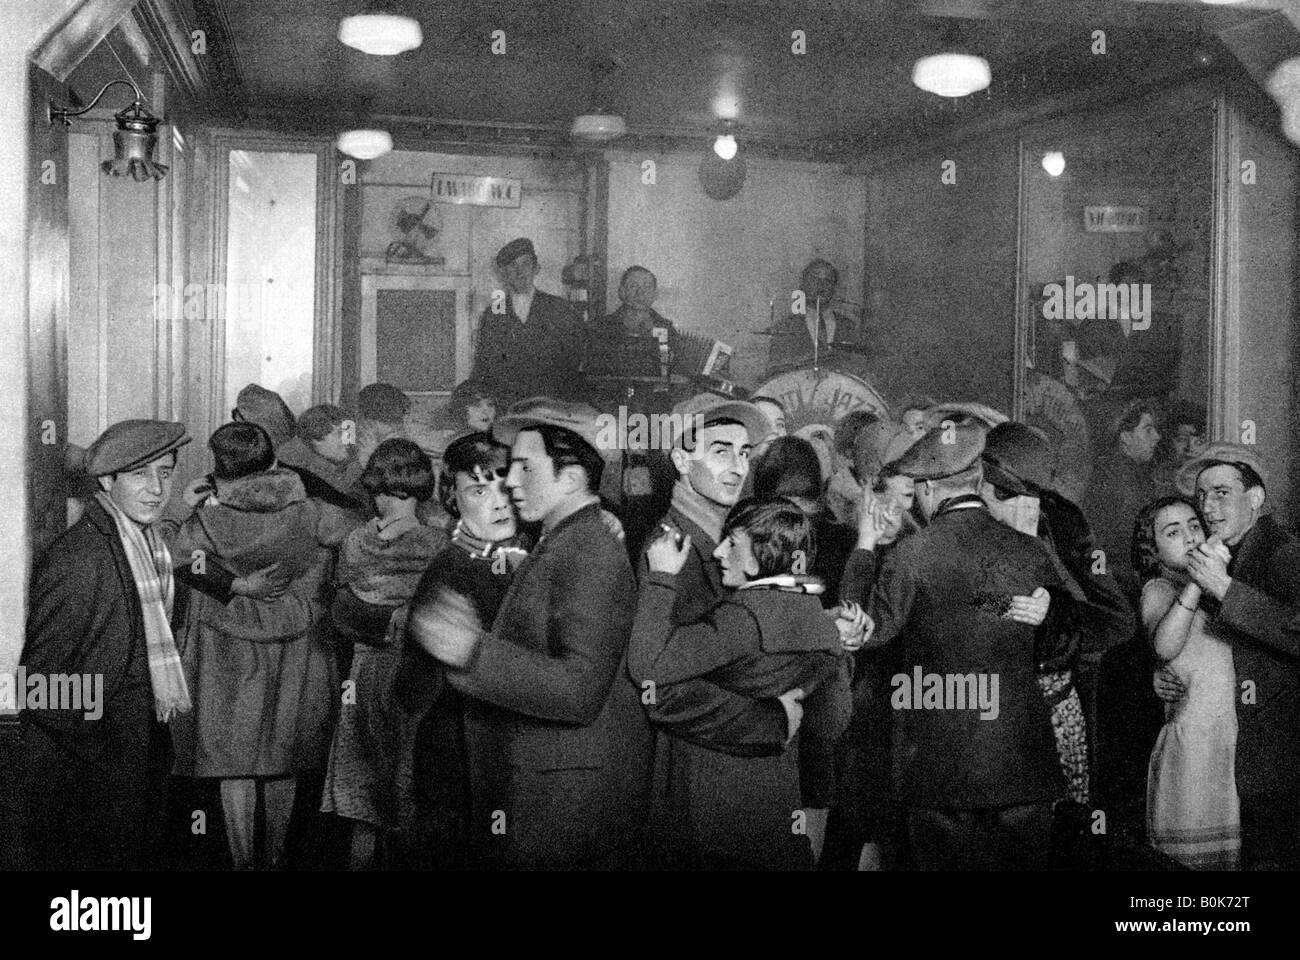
337, 129, 393, 160
338, 12, 423, 56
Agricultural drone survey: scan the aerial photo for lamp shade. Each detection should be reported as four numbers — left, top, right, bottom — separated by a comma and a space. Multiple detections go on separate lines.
912, 53, 991, 97
338, 13, 422, 55
570, 112, 627, 142
337, 129, 393, 160
100, 104, 168, 181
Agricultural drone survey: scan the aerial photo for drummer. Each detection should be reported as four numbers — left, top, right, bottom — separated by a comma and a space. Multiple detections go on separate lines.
765, 258, 854, 379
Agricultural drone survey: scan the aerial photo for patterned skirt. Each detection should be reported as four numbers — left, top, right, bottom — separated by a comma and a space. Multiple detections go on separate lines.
1038, 671, 1090, 805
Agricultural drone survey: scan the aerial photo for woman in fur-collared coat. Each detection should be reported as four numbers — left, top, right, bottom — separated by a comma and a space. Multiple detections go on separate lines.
169, 422, 353, 870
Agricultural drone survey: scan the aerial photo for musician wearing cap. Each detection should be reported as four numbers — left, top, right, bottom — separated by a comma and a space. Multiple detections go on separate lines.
469, 237, 585, 407
408, 398, 651, 868
9, 419, 193, 870
846, 420, 1075, 869
1154, 443, 1300, 870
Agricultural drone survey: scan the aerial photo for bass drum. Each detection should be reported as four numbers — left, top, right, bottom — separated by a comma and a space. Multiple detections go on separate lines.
754, 366, 891, 443
1022, 371, 1092, 505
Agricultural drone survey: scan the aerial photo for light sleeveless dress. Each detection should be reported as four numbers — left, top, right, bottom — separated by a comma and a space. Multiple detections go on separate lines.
1144, 577, 1241, 870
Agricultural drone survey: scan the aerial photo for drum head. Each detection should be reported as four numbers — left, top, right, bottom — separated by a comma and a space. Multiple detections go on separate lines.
753, 367, 890, 437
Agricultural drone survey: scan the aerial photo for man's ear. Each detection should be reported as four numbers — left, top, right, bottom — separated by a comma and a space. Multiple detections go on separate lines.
669, 446, 691, 477
1249, 487, 1266, 512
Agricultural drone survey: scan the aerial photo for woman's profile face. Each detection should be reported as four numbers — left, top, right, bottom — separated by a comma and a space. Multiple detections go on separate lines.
1152, 502, 1206, 571
454, 466, 516, 543
465, 398, 497, 432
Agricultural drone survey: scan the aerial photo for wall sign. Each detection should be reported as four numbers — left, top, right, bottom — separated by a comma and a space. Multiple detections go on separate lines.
1083, 205, 1148, 232
431, 172, 521, 208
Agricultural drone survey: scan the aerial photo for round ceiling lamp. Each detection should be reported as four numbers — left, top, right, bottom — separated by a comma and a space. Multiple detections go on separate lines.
1041, 151, 1065, 177
570, 112, 627, 143
912, 53, 991, 98
699, 150, 746, 201
338, 13, 422, 56
337, 129, 393, 160
713, 133, 738, 160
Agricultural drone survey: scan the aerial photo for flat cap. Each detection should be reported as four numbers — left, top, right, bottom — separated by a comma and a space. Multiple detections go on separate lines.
890, 419, 985, 481
493, 396, 618, 463
982, 421, 1056, 496
84, 419, 190, 477
235, 383, 296, 447
1175, 442, 1269, 497
669, 393, 769, 451
854, 419, 914, 481
495, 237, 537, 267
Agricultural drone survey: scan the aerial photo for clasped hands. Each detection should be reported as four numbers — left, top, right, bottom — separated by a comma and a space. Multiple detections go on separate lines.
1186, 536, 1233, 601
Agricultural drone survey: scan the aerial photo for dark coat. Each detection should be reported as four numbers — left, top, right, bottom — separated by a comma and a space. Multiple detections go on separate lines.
629, 575, 850, 868
1081, 449, 1162, 601
9, 499, 171, 870
634, 505, 791, 754
857, 503, 1069, 809
1212, 515, 1300, 799
470, 289, 585, 406
447, 502, 651, 868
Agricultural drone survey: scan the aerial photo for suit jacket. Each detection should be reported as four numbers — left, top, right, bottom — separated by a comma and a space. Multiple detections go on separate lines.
1212, 515, 1300, 798
857, 503, 1068, 809
447, 502, 651, 867
471, 288, 585, 406
9, 499, 166, 869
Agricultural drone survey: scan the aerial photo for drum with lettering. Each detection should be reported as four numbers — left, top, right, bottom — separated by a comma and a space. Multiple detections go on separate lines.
753, 366, 891, 438
1022, 371, 1092, 504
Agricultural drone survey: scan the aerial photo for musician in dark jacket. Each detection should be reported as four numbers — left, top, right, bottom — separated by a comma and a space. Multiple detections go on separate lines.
470, 238, 585, 406
849, 421, 1071, 869
1166, 444, 1300, 870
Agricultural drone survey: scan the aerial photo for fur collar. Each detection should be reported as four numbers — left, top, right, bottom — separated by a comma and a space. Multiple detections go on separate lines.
214, 468, 306, 513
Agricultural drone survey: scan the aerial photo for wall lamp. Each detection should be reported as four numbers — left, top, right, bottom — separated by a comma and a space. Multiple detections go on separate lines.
49, 78, 169, 181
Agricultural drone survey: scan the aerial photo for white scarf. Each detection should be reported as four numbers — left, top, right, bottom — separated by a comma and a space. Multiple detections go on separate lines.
95, 492, 192, 722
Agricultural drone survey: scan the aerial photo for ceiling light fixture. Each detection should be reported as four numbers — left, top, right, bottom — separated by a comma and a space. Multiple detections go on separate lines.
338, 12, 422, 56
570, 58, 627, 143
337, 129, 393, 160
912, 52, 992, 98
49, 78, 168, 181
713, 133, 738, 160
1042, 151, 1065, 177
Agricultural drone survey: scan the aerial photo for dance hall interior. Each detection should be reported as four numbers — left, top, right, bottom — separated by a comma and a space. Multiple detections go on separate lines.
3, 0, 1300, 880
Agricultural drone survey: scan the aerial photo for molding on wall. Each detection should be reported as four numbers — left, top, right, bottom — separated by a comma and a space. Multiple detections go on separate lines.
31, 0, 138, 82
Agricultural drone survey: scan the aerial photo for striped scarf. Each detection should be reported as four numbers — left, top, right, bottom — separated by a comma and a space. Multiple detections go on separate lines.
95, 492, 192, 722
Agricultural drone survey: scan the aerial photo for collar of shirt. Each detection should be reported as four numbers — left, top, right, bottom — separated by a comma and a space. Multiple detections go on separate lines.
512, 289, 534, 322
802, 305, 836, 345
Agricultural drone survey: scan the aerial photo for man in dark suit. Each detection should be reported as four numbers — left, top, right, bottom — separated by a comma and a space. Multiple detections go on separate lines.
413, 399, 651, 868
1162, 443, 1300, 870
850, 420, 1070, 869
6, 420, 192, 870
470, 237, 585, 407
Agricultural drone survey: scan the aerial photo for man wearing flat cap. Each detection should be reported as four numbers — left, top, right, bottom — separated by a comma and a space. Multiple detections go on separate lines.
469, 237, 585, 407
844, 420, 1075, 869
9, 419, 192, 870
1154, 443, 1300, 870
981, 423, 1132, 819
410, 398, 652, 868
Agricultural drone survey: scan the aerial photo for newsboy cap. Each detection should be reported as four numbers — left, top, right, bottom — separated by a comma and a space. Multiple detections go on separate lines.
890, 419, 985, 481
495, 237, 537, 267
493, 396, 618, 463
84, 419, 190, 477
1175, 442, 1270, 497
669, 393, 769, 451
981, 422, 1057, 496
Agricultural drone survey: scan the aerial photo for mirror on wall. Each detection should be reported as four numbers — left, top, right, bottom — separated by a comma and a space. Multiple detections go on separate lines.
1015, 99, 1216, 506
